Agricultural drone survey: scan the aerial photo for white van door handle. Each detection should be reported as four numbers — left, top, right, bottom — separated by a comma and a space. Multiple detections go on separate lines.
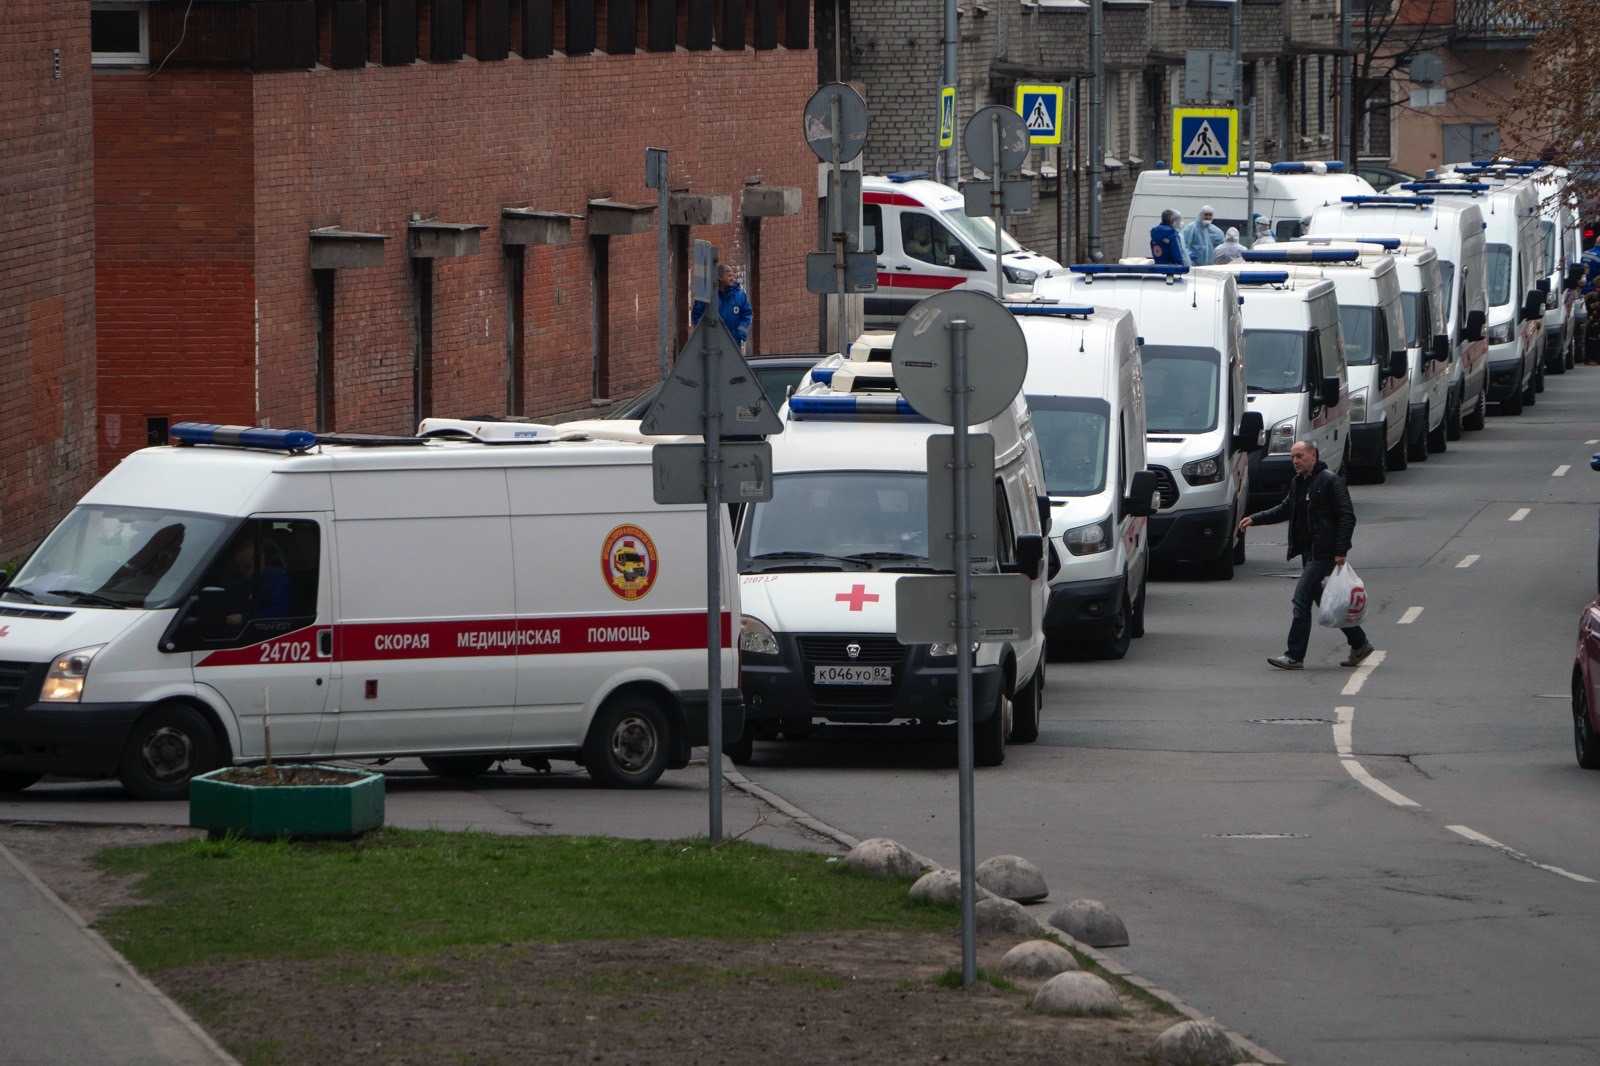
895, 265, 914, 271
318, 629, 333, 657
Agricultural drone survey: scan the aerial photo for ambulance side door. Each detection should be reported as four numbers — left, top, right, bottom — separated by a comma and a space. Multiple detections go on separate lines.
182, 515, 335, 758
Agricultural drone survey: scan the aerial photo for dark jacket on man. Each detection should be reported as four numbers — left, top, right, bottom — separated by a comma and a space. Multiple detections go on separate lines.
1247, 460, 1355, 561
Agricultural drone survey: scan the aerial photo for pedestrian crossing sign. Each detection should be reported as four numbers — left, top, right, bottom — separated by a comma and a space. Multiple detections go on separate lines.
939, 86, 956, 149
1171, 107, 1239, 174
1014, 84, 1063, 146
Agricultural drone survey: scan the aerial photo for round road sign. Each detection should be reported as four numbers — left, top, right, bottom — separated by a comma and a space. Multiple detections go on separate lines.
803, 83, 869, 164
890, 291, 1028, 427
963, 104, 1029, 176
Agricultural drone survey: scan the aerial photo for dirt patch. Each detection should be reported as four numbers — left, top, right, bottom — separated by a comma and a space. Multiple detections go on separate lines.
0, 823, 1181, 1065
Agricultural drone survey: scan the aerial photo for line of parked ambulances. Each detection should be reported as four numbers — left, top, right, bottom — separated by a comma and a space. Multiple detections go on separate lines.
0, 159, 1586, 798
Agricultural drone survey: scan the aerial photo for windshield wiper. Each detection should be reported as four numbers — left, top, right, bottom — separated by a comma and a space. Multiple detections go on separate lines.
46, 589, 126, 609
2, 585, 40, 603
846, 551, 932, 562
745, 551, 865, 571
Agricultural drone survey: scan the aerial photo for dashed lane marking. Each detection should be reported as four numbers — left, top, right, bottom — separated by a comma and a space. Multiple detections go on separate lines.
1398, 606, 1423, 625
1554, 465, 1571, 477
1446, 826, 1596, 884
1340, 649, 1386, 696
1510, 508, 1530, 522
1457, 555, 1480, 568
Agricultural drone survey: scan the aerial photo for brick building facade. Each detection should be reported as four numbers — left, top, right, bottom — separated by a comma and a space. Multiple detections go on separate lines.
0, 3, 100, 561
91, 0, 819, 473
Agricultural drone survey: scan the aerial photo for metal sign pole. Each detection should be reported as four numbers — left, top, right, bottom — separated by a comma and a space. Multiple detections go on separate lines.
949, 314, 977, 989
652, 150, 670, 379
703, 328, 724, 842
990, 115, 1005, 299
831, 94, 849, 361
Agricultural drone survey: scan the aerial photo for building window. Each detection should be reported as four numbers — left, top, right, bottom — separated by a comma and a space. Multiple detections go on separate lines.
1443, 123, 1499, 164
91, 2, 148, 66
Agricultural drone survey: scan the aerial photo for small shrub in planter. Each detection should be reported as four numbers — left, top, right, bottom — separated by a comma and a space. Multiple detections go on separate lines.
189, 764, 385, 840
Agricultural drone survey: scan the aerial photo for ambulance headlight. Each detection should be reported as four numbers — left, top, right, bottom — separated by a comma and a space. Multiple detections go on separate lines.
1487, 318, 1513, 345
1267, 418, 1297, 455
43, 644, 103, 703
1064, 516, 1113, 556
1349, 386, 1369, 424
739, 617, 779, 657
929, 641, 980, 657
1003, 265, 1038, 285
1181, 452, 1224, 486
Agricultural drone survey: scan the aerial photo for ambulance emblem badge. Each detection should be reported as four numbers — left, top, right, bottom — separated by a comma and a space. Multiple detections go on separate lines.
602, 525, 659, 600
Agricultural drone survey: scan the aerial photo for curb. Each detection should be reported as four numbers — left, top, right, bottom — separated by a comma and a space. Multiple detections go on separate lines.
723, 761, 1286, 1065
0, 841, 242, 1066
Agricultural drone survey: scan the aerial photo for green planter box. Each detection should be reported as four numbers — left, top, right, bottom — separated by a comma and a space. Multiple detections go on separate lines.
189, 765, 385, 840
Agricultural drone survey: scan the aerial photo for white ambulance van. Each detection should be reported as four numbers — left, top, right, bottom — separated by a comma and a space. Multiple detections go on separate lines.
1239, 243, 1410, 483
1033, 264, 1262, 580
1122, 161, 1376, 259
1304, 192, 1491, 437
1197, 263, 1350, 509
1006, 301, 1160, 655
862, 173, 1063, 322
0, 422, 740, 799
735, 344, 1051, 764
1404, 179, 1546, 413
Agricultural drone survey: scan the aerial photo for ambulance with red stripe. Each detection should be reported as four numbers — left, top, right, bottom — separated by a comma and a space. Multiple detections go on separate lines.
862, 173, 1063, 323
734, 336, 1051, 766
0, 422, 740, 799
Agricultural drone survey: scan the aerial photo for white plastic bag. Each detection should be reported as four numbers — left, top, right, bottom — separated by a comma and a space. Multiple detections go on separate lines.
1316, 563, 1367, 628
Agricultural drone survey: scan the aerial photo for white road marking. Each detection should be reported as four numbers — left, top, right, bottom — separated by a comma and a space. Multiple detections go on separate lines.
1340, 757, 1420, 807
1587, 439, 1598, 445
1446, 826, 1596, 884
1510, 508, 1530, 522
1457, 555, 1479, 568
1333, 705, 1354, 755
1554, 465, 1571, 477
1398, 606, 1423, 625
1340, 649, 1386, 696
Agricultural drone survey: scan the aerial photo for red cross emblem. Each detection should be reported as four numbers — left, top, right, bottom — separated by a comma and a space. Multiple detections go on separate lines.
0, 626, 9, 637
835, 583, 880, 611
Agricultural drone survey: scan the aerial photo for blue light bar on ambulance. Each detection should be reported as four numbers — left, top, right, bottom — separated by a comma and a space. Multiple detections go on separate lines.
1293, 235, 1400, 250
1233, 271, 1292, 285
810, 366, 838, 386
1008, 304, 1097, 318
170, 422, 317, 452
1399, 182, 1491, 195
1068, 263, 1189, 276
1241, 247, 1359, 263
787, 393, 930, 422
887, 171, 931, 183
1269, 161, 1346, 173
1341, 195, 1434, 206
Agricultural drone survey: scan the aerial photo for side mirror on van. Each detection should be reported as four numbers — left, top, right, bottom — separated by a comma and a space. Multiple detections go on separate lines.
1465, 309, 1487, 342
1536, 277, 1552, 295
1321, 376, 1342, 409
1568, 263, 1587, 290
1013, 535, 1045, 581
1036, 494, 1053, 537
1522, 290, 1546, 321
1233, 411, 1265, 453
1431, 334, 1451, 364
1389, 350, 1408, 380
1123, 470, 1159, 519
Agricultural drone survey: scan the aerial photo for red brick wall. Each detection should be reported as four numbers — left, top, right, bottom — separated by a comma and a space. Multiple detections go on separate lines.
94, 70, 256, 472
252, 48, 820, 436
0, 4, 99, 558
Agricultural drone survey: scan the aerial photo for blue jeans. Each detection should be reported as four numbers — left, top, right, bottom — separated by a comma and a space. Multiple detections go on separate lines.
1287, 558, 1368, 661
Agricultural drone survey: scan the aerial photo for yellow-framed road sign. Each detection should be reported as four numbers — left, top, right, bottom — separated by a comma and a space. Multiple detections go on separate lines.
1171, 107, 1239, 174
938, 87, 956, 149
1014, 84, 1063, 146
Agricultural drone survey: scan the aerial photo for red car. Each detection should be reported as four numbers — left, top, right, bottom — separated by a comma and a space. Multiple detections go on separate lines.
1572, 597, 1600, 768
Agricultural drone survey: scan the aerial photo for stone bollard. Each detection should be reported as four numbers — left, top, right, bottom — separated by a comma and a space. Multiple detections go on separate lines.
974, 854, 1049, 903
1149, 1019, 1251, 1065
996, 939, 1080, 980
1031, 971, 1123, 1016
842, 837, 923, 879
1047, 898, 1130, 947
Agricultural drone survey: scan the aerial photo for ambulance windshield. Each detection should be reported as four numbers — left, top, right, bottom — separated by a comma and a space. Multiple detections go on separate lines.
740, 472, 933, 570
1027, 397, 1109, 497
940, 208, 1024, 255
1141, 346, 1221, 434
7, 505, 230, 610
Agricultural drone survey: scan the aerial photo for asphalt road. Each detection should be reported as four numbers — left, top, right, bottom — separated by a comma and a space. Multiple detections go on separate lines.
734, 367, 1600, 1065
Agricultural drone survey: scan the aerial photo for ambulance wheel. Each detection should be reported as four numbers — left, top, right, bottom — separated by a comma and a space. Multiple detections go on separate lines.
1464, 388, 1487, 430
974, 690, 1007, 767
583, 695, 669, 788
1386, 431, 1408, 473
1367, 437, 1388, 484
1501, 383, 1524, 415
1205, 539, 1235, 581
1092, 590, 1133, 661
1427, 410, 1448, 454
1233, 529, 1247, 565
1445, 387, 1464, 441
1130, 567, 1148, 637
1407, 409, 1429, 462
1574, 674, 1600, 770
118, 702, 222, 801
725, 727, 754, 766
1535, 360, 1546, 393
0, 770, 40, 792
1009, 663, 1043, 745
421, 755, 496, 779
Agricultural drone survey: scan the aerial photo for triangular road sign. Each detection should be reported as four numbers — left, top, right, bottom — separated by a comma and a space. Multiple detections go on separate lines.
640, 316, 785, 437
1025, 98, 1053, 133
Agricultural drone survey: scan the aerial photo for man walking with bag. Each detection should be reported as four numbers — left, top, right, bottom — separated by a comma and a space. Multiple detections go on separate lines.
1238, 440, 1374, 670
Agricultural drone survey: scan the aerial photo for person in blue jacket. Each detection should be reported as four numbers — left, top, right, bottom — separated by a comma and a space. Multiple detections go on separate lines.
1150, 209, 1185, 266
692, 264, 754, 350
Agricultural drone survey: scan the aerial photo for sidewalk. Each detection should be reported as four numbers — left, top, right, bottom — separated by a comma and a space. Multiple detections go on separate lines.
0, 758, 838, 1066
